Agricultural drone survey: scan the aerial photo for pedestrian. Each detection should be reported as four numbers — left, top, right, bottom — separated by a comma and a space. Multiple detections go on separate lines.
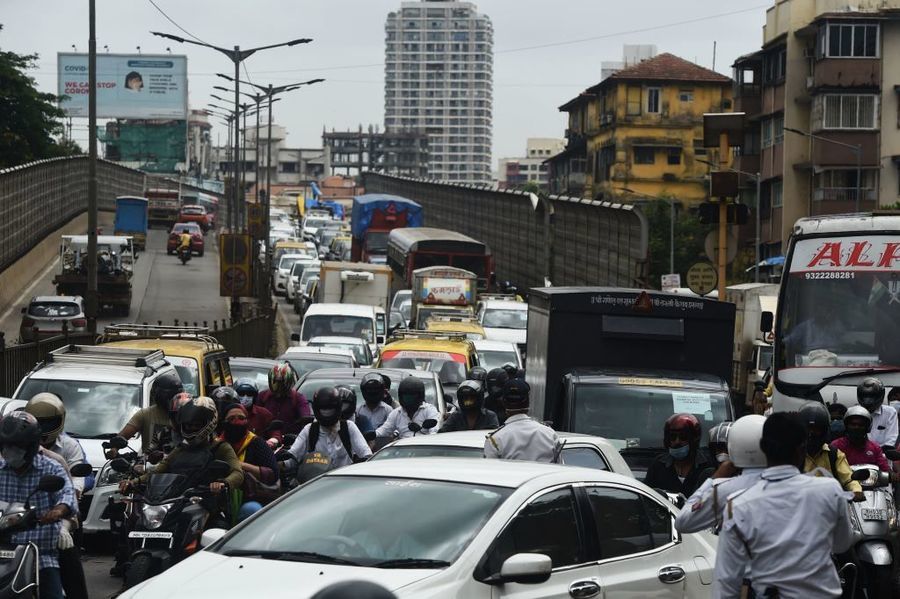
644, 413, 714, 498
714, 412, 853, 598
483, 379, 560, 462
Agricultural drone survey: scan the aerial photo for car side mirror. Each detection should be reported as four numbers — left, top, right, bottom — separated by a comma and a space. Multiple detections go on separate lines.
70, 463, 93, 478
759, 311, 774, 334
497, 553, 552, 585
290, 332, 301, 342
20, 307, 26, 314
200, 528, 227, 548
37, 475, 65, 494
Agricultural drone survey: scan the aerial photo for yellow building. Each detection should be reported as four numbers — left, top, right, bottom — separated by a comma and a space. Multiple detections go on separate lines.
549, 53, 733, 205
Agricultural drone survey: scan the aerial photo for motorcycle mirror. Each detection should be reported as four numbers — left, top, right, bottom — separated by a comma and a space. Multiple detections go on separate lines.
408, 422, 422, 433
37, 475, 65, 493
110, 458, 131, 473
282, 434, 298, 447
851, 469, 873, 481
208, 460, 231, 478
884, 449, 900, 461
109, 436, 128, 450
422, 418, 438, 430
69, 463, 93, 478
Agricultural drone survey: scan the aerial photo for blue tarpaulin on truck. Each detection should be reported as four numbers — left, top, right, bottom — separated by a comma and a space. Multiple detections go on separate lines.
351, 194, 423, 238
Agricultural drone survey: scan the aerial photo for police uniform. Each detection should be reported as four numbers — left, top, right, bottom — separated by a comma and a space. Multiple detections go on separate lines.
675, 468, 765, 534
483, 414, 560, 462
713, 465, 853, 599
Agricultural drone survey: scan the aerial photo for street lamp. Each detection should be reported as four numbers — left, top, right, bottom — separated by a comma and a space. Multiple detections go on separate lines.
151, 31, 313, 232
784, 126, 864, 213
619, 187, 675, 277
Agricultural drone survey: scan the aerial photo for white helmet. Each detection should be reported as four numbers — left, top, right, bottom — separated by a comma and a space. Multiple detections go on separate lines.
844, 405, 872, 431
727, 415, 767, 468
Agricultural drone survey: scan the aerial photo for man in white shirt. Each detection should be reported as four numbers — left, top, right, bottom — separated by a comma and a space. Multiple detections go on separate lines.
858, 377, 898, 447
375, 378, 439, 440
289, 387, 371, 470
357, 373, 394, 431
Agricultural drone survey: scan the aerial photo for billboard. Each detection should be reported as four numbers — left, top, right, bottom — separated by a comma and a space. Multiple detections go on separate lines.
57, 53, 187, 119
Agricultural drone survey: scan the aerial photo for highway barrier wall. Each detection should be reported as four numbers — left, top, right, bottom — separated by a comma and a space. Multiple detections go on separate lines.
362, 173, 649, 289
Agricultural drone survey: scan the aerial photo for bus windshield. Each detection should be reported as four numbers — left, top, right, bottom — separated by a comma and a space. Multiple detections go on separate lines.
778, 235, 900, 371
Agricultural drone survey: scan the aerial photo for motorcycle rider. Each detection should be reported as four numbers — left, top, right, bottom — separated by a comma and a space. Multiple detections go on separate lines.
218, 404, 279, 521
707, 422, 732, 464
439, 380, 499, 432
831, 406, 892, 472
233, 378, 276, 441
356, 373, 393, 430
857, 377, 898, 447
375, 378, 440, 440
0, 412, 77, 599
111, 371, 183, 455
257, 363, 311, 434
177, 229, 192, 258
211, 386, 242, 433
828, 402, 848, 442
24, 394, 92, 496
336, 386, 372, 433
484, 367, 509, 424
288, 387, 372, 470
799, 402, 864, 500
644, 413, 714, 497
484, 379, 560, 462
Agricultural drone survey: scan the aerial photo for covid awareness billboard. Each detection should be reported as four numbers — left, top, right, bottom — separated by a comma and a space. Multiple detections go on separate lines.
57, 53, 187, 119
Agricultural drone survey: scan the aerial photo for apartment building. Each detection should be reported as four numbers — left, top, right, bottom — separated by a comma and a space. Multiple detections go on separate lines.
496, 138, 565, 190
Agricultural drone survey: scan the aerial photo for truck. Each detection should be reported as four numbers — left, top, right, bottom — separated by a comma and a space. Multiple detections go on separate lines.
114, 196, 149, 251
410, 266, 477, 330
525, 287, 736, 479
316, 261, 392, 344
725, 283, 779, 408
351, 194, 423, 264
146, 188, 180, 228
53, 235, 135, 316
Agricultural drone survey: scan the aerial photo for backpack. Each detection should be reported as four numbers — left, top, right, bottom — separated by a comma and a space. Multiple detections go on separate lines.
827, 446, 838, 478
307, 421, 355, 462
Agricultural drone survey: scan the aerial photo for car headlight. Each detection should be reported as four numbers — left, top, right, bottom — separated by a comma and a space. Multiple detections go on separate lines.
141, 504, 171, 530
97, 463, 126, 487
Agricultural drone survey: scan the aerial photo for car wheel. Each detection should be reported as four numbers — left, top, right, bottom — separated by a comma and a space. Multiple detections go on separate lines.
124, 554, 155, 589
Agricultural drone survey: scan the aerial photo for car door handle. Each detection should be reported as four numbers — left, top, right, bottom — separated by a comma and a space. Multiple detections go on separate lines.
569, 578, 601, 599
658, 565, 686, 584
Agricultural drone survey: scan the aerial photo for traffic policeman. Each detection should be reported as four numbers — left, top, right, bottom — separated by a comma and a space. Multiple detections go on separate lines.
484, 379, 561, 462
714, 412, 853, 599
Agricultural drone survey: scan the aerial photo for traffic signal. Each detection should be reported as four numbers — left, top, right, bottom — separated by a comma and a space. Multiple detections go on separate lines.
697, 202, 750, 225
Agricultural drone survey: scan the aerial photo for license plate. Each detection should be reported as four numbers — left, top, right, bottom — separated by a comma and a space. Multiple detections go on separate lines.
0, 550, 15, 559
862, 508, 887, 521
128, 531, 173, 539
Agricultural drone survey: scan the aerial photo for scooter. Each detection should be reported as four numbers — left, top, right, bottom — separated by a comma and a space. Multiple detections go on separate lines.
177, 246, 191, 265
847, 463, 900, 598
120, 459, 231, 589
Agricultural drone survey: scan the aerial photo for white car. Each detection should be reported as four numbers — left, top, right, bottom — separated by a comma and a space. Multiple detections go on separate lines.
472, 339, 523, 371
306, 335, 374, 367
298, 303, 378, 356
273, 253, 311, 296
120, 459, 716, 599
477, 300, 528, 357
277, 346, 359, 378
286, 260, 320, 302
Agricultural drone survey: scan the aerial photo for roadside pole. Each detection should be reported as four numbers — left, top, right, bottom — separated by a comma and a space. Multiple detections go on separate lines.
86, 0, 98, 334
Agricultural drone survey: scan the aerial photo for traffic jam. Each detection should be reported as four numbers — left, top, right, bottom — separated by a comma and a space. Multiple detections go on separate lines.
2, 191, 900, 599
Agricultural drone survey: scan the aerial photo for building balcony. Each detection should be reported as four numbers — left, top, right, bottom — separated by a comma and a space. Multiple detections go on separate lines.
812, 58, 881, 90
812, 187, 877, 203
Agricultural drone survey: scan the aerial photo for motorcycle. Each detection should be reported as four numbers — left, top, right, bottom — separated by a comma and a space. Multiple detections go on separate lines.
120, 459, 231, 589
177, 246, 191, 265
846, 461, 900, 599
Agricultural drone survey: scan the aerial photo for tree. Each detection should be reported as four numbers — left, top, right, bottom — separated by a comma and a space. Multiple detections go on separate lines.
0, 25, 78, 168
641, 200, 710, 289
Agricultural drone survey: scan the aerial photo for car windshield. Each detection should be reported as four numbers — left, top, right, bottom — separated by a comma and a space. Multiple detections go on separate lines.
308, 341, 371, 366
166, 356, 200, 396
16, 379, 141, 438
482, 308, 527, 330
214, 475, 509, 566
391, 291, 412, 312
778, 235, 900, 374
279, 256, 305, 271
365, 231, 389, 253
298, 375, 438, 407
372, 445, 483, 460
28, 302, 80, 317
380, 351, 467, 384
290, 261, 317, 277
416, 306, 473, 329
173, 224, 198, 234
281, 357, 351, 378
571, 384, 729, 449
399, 300, 412, 322
477, 349, 519, 371
230, 366, 271, 392
182, 206, 204, 215
301, 315, 374, 343
300, 269, 319, 286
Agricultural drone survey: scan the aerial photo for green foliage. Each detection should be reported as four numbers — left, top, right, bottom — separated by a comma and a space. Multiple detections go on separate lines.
0, 25, 77, 168
641, 200, 710, 289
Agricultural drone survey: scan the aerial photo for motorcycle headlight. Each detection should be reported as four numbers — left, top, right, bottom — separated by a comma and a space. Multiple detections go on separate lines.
0, 511, 25, 531
141, 504, 171, 530
97, 463, 126, 487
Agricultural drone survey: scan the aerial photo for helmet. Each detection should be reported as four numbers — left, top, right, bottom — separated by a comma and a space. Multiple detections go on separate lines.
178, 396, 218, 446
169, 392, 192, 420
336, 385, 358, 420
663, 414, 701, 449
467, 367, 487, 382
268, 362, 297, 395
485, 368, 509, 398
501, 378, 530, 412
234, 377, 259, 409
149, 370, 184, 413
707, 421, 732, 457
799, 402, 830, 433
313, 387, 342, 427
237, 501, 263, 522
311, 581, 396, 599
727, 415, 767, 469
24, 393, 66, 446
501, 363, 518, 379
211, 386, 239, 405
456, 380, 484, 413
844, 405, 873, 432
397, 377, 425, 414
360, 373, 387, 406
857, 377, 885, 412
0, 412, 42, 466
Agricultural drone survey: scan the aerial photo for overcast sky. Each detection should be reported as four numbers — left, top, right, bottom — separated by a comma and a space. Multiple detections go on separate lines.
3, 0, 767, 163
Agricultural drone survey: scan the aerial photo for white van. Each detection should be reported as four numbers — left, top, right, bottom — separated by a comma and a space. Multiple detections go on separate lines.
297, 303, 378, 356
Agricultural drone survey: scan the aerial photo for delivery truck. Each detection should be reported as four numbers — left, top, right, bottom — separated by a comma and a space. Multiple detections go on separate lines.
351, 194, 423, 264
114, 196, 149, 251
146, 188, 180, 228
54, 235, 134, 316
409, 267, 477, 330
725, 283, 778, 408
317, 261, 392, 344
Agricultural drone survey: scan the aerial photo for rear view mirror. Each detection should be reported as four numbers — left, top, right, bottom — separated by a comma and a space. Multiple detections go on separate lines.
290, 332, 301, 342
759, 311, 774, 334
37, 475, 65, 494
422, 418, 438, 430
851, 469, 872, 481
408, 422, 422, 433
497, 553, 552, 585
885, 449, 900, 461
70, 463, 93, 478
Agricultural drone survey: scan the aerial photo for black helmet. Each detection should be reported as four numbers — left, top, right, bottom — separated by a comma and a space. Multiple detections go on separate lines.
467, 366, 487, 382
397, 377, 425, 414
150, 370, 184, 413
501, 363, 518, 379
456, 380, 484, 413
501, 378, 530, 412
485, 368, 509, 397
313, 387, 342, 427
178, 396, 217, 447
799, 402, 831, 450
311, 581, 396, 599
857, 377, 885, 412
336, 385, 358, 420
360, 373, 387, 406
211, 386, 239, 405
0, 412, 41, 466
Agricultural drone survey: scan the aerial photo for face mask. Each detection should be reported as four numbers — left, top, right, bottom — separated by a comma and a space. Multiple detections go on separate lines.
668, 445, 690, 461
806, 438, 824, 455
830, 420, 845, 436
400, 396, 420, 414
223, 423, 248, 443
716, 452, 730, 464
847, 428, 868, 443
239, 395, 254, 409
317, 408, 340, 428
2, 447, 28, 469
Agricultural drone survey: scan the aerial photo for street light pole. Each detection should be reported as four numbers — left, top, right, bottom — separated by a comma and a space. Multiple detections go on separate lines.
784, 126, 865, 213
86, 0, 98, 333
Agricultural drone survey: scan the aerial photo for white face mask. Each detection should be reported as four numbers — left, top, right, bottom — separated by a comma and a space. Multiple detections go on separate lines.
2, 447, 28, 469
716, 453, 731, 464
239, 395, 254, 409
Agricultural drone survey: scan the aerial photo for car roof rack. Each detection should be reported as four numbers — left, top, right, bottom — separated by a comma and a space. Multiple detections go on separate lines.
100, 324, 221, 349
387, 329, 471, 343
48, 344, 167, 368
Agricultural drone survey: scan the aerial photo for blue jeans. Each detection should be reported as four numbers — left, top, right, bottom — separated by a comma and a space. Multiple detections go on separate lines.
39, 567, 64, 599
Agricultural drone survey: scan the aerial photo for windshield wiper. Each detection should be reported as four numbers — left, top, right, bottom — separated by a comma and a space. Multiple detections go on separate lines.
371, 558, 450, 569
801, 367, 900, 400
222, 549, 361, 566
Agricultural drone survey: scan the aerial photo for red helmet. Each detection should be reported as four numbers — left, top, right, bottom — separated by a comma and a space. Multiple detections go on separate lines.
663, 413, 702, 449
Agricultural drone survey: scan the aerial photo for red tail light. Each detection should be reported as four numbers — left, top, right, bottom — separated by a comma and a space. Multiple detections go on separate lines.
71, 319, 87, 328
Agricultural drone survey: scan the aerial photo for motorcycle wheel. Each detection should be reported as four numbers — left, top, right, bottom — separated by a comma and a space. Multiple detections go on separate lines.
124, 554, 155, 589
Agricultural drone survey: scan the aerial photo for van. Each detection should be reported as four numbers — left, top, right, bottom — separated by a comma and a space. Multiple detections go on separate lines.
297, 303, 378, 356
